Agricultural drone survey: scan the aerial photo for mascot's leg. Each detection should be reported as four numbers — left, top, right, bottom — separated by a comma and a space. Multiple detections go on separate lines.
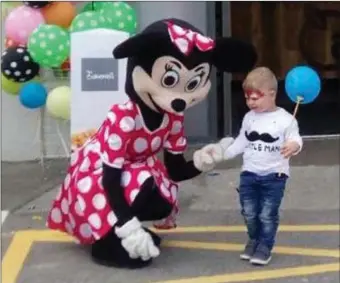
91, 177, 173, 268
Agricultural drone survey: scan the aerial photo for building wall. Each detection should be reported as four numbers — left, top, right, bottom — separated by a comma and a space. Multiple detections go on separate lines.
1, 1, 213, 162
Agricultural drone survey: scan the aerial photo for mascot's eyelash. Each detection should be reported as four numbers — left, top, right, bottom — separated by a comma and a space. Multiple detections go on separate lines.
198, 71, 206, 77
165, 63, 206, 78
165, 63, 174, 71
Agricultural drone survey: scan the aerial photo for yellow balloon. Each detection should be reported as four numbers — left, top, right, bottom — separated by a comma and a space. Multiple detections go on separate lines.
46, 86, 71, 120
1, 2, 22, 19
1, 75, 41, 95
1, 75, 22, 95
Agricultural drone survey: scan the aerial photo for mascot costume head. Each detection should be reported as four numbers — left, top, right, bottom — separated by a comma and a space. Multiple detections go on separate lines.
115, 19, 256, 115
47, 18, 257, 269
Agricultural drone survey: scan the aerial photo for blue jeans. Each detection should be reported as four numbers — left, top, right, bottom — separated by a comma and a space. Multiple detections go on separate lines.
238, 171, 287, 251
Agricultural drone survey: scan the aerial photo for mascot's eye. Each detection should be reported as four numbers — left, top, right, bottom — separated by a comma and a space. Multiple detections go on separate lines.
161, 64, 179, 88
185, 74, 203, 92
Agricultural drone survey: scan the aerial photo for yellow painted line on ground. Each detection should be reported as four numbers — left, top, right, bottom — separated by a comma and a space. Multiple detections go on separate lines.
274, 245, 340, 258
163, 240, 340, 258
27, 229, 74, 242
2, 232, 33, 283
154, 224, 340, 233
1, 227, 339, 283
153, 263, 340, 283
5, 225, 340, 240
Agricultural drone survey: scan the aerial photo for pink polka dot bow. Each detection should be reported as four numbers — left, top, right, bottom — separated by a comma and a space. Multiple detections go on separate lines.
166, 21, 215, 56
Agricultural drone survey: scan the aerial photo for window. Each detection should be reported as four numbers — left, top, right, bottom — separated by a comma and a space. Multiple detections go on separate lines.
226, 2, 340, 136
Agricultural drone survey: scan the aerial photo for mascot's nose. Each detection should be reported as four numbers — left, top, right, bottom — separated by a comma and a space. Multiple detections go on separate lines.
171, 99, 186, 112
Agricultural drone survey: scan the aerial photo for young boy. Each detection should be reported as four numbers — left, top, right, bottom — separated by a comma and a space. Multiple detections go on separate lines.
194, 67, 303, 265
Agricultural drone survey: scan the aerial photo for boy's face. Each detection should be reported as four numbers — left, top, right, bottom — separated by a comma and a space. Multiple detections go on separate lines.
244, 87, 276, 113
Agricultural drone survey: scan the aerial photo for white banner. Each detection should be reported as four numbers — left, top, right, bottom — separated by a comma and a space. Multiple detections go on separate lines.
70, 29, 129, 148
70, 29, 129, 147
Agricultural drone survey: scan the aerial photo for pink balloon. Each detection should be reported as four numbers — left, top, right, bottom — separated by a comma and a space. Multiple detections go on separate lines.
5, 5, 45, 46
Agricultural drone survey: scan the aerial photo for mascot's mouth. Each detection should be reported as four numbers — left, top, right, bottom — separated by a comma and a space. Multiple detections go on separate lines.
148, 93, 165, 113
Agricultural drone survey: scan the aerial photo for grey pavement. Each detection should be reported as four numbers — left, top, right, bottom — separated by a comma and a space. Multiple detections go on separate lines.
1, 138, 340, 283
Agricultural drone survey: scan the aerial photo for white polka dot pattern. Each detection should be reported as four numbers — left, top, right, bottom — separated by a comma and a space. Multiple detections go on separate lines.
47, 101, 185, 244
1, 46, 40, 82
88, 213, 102, 230
50, 208, 62, 223
92, 193, 106, 210
134, 137, 148, 153
77, 176, 92, 193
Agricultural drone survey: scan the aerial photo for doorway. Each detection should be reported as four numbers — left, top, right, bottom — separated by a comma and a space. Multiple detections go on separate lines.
225, 2, 340, 136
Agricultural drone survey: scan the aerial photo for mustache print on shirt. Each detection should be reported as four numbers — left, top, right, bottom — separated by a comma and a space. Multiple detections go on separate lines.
245, 131, 279, 143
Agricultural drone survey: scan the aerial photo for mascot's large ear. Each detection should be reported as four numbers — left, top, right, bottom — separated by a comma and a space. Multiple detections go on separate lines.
113, 32, 168, 59
211, 37, 257, 73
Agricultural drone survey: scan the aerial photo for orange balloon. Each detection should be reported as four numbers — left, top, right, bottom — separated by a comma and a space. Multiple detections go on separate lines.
60, 58, 70, 71
42, 2, 76, 28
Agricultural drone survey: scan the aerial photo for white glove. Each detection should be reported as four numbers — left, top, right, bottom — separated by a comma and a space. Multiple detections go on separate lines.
115, 217, 160, 261
193, 143, 223, 172
193, 137, 235, 172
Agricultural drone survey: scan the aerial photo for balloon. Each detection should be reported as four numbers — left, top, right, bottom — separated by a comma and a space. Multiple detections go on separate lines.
1, 46, 40, 82
60, 58, 70, 71
80, 2, 96, 13
19, 82, 47, 109
41, 2, 76, 29
5, 5, 45, 46
2, 2, 22, 9
46, 86, 71, 120
1, 74, 40, 95
2, 2, 24, 20
23, 1, 51, 9
285, 65, 321, 104
80, 2, 138, 34
27, 24, 70, 68
5, 37, 23, 48
1, 74, 23, 95
97, 1, 138, 34
69, 11, 111, 33
81, 1, 115, 13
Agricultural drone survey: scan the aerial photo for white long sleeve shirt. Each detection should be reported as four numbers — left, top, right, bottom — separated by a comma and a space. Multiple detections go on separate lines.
223, 107, 303, 176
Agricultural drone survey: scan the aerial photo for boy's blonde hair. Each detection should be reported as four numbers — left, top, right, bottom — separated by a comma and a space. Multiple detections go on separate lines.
242, 67, 278, 93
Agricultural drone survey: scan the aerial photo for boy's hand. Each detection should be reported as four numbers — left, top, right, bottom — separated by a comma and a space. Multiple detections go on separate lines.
280, 140, 300, 158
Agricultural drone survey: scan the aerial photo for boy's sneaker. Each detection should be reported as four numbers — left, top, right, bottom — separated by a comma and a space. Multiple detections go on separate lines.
240, 239, 258, 260
250, 243, 272, 265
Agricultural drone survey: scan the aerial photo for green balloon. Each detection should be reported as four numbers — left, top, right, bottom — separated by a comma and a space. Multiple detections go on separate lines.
81, 2, 108, 13
27, 25, 70, 68
69, 11, 112, 33
80, 2, 95, 13
98, 2, 138, 34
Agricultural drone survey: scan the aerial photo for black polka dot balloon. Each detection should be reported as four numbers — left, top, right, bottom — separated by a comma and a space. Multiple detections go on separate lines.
1, 46, 40, 83
23, 1, 51, 8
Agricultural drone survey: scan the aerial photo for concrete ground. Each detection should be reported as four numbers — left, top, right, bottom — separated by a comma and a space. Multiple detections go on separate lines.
1, 138, 340, 283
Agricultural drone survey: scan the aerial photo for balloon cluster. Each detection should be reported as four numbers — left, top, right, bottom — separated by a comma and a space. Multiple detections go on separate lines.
1, 1, 138, 120
71, 2, 137, 35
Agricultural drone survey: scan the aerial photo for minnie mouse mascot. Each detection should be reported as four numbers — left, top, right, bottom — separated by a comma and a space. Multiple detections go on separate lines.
47, 18, 257, 269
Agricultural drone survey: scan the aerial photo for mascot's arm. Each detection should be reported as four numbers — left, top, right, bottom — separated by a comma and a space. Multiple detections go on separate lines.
163, 116, 201, 182
164, 151, 201, 182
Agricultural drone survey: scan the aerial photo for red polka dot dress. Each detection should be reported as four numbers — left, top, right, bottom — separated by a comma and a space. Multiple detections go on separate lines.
47, 100, 187, 244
